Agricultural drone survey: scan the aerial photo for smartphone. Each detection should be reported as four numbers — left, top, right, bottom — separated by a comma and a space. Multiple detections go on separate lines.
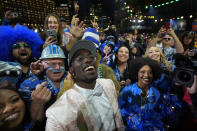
47, 29, 57, 42
164, 22, 170, 30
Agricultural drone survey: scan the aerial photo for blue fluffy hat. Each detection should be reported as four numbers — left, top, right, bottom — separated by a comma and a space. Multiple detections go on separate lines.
0, 25, 44, 61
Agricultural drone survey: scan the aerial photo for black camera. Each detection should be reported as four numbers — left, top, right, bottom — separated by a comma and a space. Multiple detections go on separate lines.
173, 53, 197, 87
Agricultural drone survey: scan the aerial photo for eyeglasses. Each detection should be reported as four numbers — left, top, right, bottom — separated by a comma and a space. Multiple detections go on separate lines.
12, 42, 30, 49
163, 38, 171, 41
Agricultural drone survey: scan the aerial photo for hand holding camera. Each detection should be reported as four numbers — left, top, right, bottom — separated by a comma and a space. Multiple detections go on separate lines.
157, 27, 166, 38
157, 22, 173, 38
187, 75, 197, 94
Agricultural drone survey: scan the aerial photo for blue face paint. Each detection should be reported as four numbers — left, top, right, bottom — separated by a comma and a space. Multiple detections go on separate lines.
46, 66, 65, 74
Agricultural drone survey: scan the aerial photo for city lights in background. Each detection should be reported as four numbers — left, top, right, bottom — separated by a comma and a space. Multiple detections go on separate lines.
34, 29, 38, 33
145, 0, 180, 9
123, 0, 194, 25
123, 1, 134, 18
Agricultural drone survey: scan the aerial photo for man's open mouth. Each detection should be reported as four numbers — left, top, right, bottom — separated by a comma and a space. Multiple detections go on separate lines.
84, 66, 95, 71
19, 52, 28, 57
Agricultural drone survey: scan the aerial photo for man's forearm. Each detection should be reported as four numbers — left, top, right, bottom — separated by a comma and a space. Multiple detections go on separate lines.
173, 34, 184, 53
150, 36, 159, 47
65, 37, 78, 51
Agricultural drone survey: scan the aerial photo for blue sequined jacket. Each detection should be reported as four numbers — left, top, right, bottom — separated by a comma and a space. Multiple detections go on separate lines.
118, 82, 164, 131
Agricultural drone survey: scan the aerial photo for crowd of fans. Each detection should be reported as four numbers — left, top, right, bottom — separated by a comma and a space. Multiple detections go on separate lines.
0, 10, 197, 131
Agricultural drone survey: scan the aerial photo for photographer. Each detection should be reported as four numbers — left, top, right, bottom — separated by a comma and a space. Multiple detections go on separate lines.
173, 53, 197, 129
180, 31, 197, 61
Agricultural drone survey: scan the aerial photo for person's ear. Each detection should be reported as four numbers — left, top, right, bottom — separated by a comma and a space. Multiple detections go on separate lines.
69, 67, 75, 79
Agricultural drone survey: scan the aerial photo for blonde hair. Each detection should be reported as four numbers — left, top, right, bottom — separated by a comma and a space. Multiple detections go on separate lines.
144, 46, 172, 72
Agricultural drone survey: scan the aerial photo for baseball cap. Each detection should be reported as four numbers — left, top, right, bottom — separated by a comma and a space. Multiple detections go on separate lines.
68, 40, 97, 65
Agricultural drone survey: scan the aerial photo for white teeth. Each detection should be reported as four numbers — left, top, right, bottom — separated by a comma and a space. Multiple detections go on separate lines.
84, 66, 94, 71
6, 71, 10, 75
143, 78, 149, 81
5, 113, 19, 121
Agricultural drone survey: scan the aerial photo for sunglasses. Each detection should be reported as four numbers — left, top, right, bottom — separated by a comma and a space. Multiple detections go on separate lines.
163, 38, 171, 41
12, 42, 30, 49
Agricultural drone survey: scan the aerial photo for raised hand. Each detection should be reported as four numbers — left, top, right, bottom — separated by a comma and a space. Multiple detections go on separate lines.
166, 27, 176, 37
157, 27, 166, 38
30, 60, 44, 76
31, 82, 51, 105
69, 20, 85, 39
71, 14, 79, 26
90, 17, 98, 29
43, 36, 57, 48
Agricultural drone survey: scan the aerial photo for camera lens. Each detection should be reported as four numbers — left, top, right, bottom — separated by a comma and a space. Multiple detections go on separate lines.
177, 70, 191, 83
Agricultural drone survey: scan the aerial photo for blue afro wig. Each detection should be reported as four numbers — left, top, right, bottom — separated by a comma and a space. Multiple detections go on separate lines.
0, 25, 44, 61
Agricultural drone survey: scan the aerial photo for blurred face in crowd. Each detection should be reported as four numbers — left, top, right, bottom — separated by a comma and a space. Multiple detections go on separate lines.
12, 42, 32, 64
183, 35, 193, 45
134, 29, 138, 35
0, 89, 26, 129
131, 47, 137, 55
138, 65, 153, 88
147, 47, 161, 62
127, 33, 133, 41
61, 21, 67, 29
103, 45, 112, 55
48, 16, 59, 33
5, 10, 13, 20
146, 37, 152, 44
0, 76, 18, 88
117, 46, 129, 63
43, 58, 65, 82
99, 33, 105, 42
70, 49, 97, 84
162, 34, 174, 47
109, 38, 115, 42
